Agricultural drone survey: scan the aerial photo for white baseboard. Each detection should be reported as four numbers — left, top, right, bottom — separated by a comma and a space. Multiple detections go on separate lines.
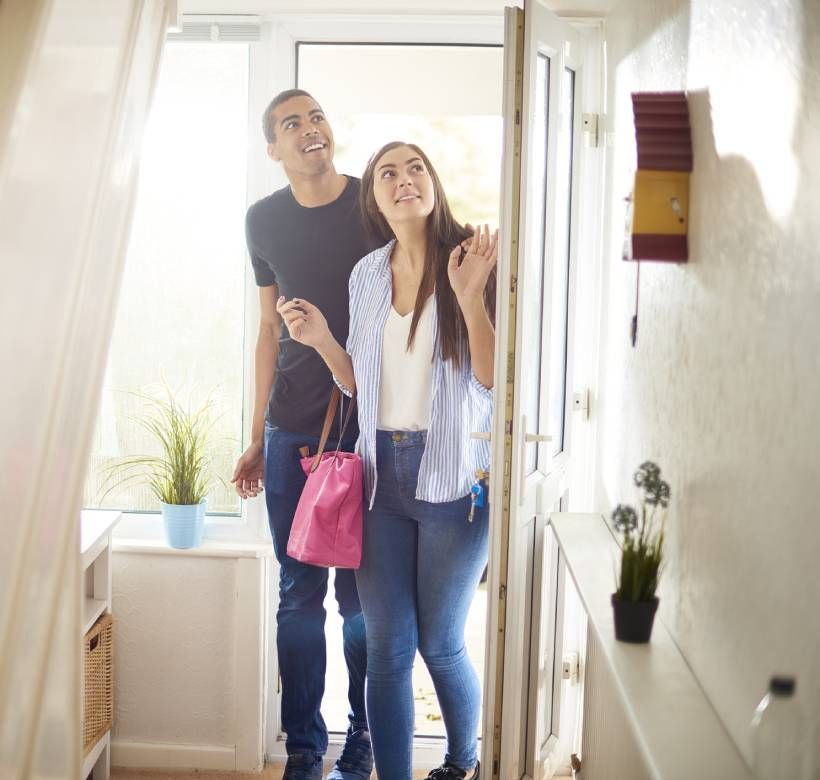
111, 739, 236, 771
265, 735, 443, 771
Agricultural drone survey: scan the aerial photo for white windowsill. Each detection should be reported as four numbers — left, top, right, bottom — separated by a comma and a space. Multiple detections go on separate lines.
549, 512, 752, 780
81, 501, 272, 549
113, 537, 273, 559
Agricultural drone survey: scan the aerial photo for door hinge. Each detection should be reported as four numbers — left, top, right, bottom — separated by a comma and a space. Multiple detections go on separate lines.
582, 112, 600, 147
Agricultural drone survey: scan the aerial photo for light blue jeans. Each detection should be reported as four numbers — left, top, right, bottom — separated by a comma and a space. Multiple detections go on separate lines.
355, 430, 489, 780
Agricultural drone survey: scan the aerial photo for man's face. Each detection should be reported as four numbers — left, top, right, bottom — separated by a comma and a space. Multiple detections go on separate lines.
267, 95, 335, 177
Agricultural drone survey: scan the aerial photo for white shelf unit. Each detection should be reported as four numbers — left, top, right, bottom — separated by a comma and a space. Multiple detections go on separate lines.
81, 510, 121, 780
550, 513, 751, 779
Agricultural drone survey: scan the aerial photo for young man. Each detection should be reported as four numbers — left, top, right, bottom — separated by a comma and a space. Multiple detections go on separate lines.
231, 89, 378, 780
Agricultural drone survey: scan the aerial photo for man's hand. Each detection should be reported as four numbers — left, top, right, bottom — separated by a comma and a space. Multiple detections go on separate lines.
231, 440, 265, 499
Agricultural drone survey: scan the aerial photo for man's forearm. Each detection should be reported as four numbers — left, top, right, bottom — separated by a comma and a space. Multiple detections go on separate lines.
250, 328, 279, 444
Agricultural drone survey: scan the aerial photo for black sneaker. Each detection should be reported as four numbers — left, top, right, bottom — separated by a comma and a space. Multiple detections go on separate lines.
283, 752, 323, 780
326, 727, 373, 779
427, 760, 480, 779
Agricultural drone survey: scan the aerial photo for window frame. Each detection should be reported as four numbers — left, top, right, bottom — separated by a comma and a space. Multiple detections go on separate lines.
99, 11, 508, 760
107, 24, 271, 543
107, 12, 505, 546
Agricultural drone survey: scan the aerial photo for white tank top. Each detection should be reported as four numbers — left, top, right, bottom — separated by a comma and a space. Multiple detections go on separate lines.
377, 297, 434, 431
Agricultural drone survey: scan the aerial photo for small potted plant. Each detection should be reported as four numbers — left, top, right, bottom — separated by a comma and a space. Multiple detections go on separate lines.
610, 461, 670, 643
103, 389, 218, 549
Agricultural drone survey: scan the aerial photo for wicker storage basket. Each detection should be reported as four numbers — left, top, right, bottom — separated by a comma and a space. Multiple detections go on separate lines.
82, 612, 113, 756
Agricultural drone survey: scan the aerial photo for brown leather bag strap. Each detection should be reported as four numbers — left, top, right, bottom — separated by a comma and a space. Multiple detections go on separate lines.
310, 387, 357, 473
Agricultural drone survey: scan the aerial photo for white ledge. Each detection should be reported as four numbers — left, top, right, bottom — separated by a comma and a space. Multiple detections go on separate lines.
80, 509, 121, 566
550, 512, 751, 780
112, 537, 274, 559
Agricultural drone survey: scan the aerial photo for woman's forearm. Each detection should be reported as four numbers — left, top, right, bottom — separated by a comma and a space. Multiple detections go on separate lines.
316, 334, 357, 394
462, 301, 495, 389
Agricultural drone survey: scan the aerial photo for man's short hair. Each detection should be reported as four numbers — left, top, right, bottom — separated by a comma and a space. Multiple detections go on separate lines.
262, 89, 319, 143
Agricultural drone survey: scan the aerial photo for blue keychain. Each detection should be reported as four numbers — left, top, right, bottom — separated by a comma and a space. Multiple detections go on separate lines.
470, 481, 486, 508
468, 469, 488, 521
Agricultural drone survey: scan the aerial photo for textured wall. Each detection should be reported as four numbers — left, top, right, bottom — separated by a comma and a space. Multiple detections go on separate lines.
595, 0, 820, 763
111, 554, 237, 745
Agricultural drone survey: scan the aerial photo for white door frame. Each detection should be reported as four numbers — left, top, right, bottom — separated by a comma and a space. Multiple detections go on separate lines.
255, 12, 506, 765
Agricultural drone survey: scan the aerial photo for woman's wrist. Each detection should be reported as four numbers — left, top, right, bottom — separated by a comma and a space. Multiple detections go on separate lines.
314, 328, 336, 355
459, 297, 489, 325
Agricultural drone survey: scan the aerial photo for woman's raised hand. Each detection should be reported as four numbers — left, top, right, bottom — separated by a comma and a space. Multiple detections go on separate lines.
276, 297, 330, 349
447, 224, 499, 312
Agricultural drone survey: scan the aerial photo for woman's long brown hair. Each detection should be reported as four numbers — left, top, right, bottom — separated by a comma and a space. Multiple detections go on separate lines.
360, 141, 496, 369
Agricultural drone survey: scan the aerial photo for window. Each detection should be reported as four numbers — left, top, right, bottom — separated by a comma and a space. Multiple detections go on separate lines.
84, 41, 250, 516
522, 53, 550, 475
297, 44, 503, 227
543, 67, 574, 461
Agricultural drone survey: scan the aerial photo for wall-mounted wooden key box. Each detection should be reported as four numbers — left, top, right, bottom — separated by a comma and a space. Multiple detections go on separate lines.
625, 92, 693, 262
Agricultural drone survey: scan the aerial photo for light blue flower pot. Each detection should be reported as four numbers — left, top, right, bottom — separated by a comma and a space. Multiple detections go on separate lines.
161, 499, 206, 549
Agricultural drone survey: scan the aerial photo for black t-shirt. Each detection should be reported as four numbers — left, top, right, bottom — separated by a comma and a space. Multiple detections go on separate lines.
245, 176, 379, 438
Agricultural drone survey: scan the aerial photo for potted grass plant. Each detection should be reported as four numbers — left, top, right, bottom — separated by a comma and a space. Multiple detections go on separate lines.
103, 390, 218, 549
610, 461, 670, 643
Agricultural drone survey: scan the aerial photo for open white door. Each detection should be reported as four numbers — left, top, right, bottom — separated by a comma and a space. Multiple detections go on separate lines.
482, 3, 584, 779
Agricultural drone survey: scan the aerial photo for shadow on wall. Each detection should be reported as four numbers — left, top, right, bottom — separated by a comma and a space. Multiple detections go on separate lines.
681, 0, 820, 739
595, 0, 820, 763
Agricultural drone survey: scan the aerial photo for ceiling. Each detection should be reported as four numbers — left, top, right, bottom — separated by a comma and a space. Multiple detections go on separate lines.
180, 0, 620, 17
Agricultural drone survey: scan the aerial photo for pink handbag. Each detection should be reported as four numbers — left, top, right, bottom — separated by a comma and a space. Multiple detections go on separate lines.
287, 387, 363, 569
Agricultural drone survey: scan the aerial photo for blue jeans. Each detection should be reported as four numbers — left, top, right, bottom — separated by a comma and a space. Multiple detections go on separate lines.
355, 430, 489, 780
264, 424, 368, 757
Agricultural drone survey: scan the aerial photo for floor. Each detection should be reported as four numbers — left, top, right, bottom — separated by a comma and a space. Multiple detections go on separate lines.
112, 767, 431, 779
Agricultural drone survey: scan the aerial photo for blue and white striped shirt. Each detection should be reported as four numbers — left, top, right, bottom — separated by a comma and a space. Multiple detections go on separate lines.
336, 240, 493, 508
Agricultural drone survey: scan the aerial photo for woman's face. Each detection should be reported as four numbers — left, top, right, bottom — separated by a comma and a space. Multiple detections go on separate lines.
371, 145, 435, 227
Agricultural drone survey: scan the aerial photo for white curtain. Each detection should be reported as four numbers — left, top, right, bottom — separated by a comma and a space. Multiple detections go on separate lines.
0, 1, 171, 776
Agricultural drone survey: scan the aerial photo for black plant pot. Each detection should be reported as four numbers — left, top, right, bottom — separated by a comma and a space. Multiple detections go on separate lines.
611, 594, 659, 643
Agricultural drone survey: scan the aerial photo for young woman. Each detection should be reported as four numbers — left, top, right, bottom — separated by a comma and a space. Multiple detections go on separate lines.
277, 141, 497, 780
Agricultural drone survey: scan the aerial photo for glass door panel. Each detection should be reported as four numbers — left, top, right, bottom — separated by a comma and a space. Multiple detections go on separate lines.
521, 54, 550, 475
543, 67, 575, 462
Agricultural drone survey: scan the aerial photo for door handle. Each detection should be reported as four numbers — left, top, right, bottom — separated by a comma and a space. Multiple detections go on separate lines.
520, 416, 551, 505
471, 432, 491, 441
525, 432, 551, 443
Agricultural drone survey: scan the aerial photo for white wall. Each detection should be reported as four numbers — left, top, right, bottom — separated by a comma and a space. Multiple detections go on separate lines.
113, 555, 235, 744
595, 0, 820, 763
111, 550, 268, 771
